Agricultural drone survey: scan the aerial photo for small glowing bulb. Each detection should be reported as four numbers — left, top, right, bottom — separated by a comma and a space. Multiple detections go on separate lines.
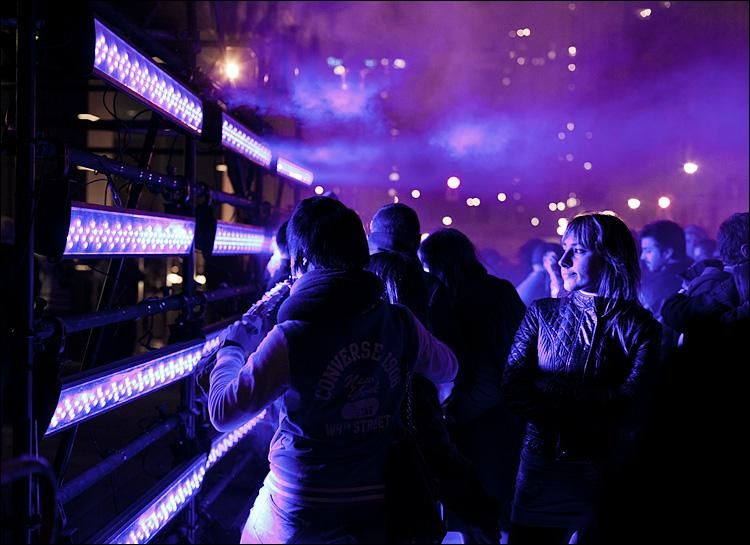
411, 189, 421, 199
389, 171, 400, 182
566, 122, 575, 131
628, 198, 641, 209
658, 196, 671, 209
557, 225, 566, 236
583, 162, 592, 170
557, 202, 566, 211
568, 46, 577, 57
639, 8, 652, 18
566, 197, 577, 207
225, 61, 240, 80
497, 192, 507, 202
683, 162, 699, 174
447, 176, 461, 189
568, 63, 576, 72
558, 218, 569, 227
314, 185, 324, 195
549, 202, 558, 211
558, 132, 566, 140
393, 58, 406, 69
333, 65, 346, 76
530, 217, 540, 227
442, 216, 453, 226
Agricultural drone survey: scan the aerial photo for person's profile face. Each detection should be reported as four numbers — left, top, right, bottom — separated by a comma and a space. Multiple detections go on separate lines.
559, 235, 604, 293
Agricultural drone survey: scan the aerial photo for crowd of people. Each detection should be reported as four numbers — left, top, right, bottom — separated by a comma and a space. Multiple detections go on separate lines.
207, 196, 748, 544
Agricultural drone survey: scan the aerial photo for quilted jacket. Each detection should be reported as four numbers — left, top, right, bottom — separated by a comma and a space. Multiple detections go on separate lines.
501, 291, 661, 460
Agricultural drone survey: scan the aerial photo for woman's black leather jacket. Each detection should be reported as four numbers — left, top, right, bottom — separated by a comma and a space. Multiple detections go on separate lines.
501, 291, 661, 460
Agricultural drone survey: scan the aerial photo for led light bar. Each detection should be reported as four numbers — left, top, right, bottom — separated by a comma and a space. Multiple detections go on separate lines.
46, 332, 223, 436
211, 221, 273, 255
206, 409, 268, 469
93, 19, 203, 135
64, 203, 195, 258
276, 157, 314, 186
106, 456, 207, 544
221, 113, 273, 168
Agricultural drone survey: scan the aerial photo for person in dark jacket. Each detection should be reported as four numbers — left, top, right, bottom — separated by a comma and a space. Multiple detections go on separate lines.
208, 197, 458, 544
419, 228, 527, 539
501, 213, 661, 544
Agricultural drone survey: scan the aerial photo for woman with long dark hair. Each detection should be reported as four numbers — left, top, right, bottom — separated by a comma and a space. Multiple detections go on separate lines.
501, 213, 661, 544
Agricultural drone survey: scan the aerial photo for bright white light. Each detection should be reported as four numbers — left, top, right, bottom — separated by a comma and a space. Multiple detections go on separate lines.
420, 233, 430, 242
558, 132, 566, 140
683, 162, 699, 174
411, 189, 421, 199
558, 218, 569, 228
215, 164, 228, 172
166, 273, 183, 286
447, 176, 461, 189
523, 28, 531, 36
568, 46, 577, 57
387, 188, 397, 197
389, 171, 400, 182
393, 58, 406, 69
658, 196, 671, 209
333, 65, 346, 76
627, 198, 641, 209
530, 217, 540, 227
294, 67, 300, 76
442, 216, 453, 226
314, 185, 324, 195
557, 225, 566, 236
517, 57, 526, 65
566, 197, 577, 207
77, 113, 100, 122
566, 122, 575, 131
639, 8, 652, 18
497, 192, 507, 202
583, 162, 592, 170
516, 29, 525, 37
225, 60, 241, 80
549, 202, 558, 211
466, 198, 473, 207
194, 274, 207, 285
557, 201, 566, 211
568, 63, 576, 72
394, 196, 399, 203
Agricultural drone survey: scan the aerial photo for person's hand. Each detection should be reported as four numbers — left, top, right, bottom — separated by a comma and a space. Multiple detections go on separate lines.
223, 313, 265, 355
542, 251, 561, 278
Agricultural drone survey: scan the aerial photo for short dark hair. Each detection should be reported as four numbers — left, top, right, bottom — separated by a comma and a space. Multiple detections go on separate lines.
370, 203, 421, 254
287, 197, 369, 273
641, 220, 687, 259
718, 212, 749, 265
418, 228, 485, 296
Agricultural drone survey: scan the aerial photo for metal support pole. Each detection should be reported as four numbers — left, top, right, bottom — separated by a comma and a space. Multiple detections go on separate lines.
11, 0, 38, 542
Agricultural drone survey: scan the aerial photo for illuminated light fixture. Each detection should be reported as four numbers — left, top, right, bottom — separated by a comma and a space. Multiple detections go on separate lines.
530, 217, 540, 227
558, 218, 569, 228
556, 225, 566, 236
639, 8, 652, 18
558, 132, 566, 140
566, 122, 575, 131
93, 19, 203, 135
194, 274, 207, 285
77, 113, 100, 122
224, 60, 241, 81
627, 198, 641, 209
364, 59, 377, 68
446, 176, 461, 189
389, 171, 400, 182
333, 65, 346, 76
516, 57, 526, 66
393, 58, 406, 69
565, 154, 574, 162
497, 192, 507, 202
63, 203, 194, 258
516, 29, 524, 37
221, 113, 273, 168
46, 333, 223, 436
314, 185, 325, 195
568, 63, 576, 72
211, 221, 273, 256
326, 56, 342, 67
658, 196, 671, 209
207, 409, 268, 469
294, 67, 300, 76
411, 189, 421, 199
442, 216, 453, 226
549, 202, 558, 211
105, 456, 207, 544
568, 46, 577, 57
557, 202, 566, 211
393, 196, 399, 203
583, 162, 592, 170
523, 28, 531, 36
683, 162, 699, 174
215, 164, 228, 172
380, 58, 389, 66
566, 197, 577, 207
166, 273, 183, 286
276, 157, 314, 186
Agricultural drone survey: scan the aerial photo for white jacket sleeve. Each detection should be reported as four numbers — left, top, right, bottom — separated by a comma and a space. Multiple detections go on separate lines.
409, 310, 459, 384
208, 325, 290, 432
